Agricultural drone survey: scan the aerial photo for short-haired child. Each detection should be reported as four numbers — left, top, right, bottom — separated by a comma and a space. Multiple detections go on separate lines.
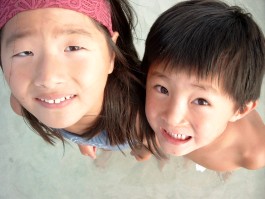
140, 0, 265, 171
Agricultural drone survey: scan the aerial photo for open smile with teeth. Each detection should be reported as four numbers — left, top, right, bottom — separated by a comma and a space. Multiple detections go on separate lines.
39, 95, 75, 104
166, 130, 191, 140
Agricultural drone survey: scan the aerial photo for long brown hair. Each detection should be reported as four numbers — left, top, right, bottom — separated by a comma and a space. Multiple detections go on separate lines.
0, 0, 150, 152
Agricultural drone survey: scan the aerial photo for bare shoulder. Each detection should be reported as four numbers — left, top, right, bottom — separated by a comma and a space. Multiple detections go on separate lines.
242, 147, 265, 170
240, 110, 265, 169
232, 110, 265, 170
246, 110, 265, 126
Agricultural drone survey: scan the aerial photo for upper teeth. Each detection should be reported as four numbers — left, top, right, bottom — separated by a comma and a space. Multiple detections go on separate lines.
40, 95, 74, 104
167, 131, 189, 140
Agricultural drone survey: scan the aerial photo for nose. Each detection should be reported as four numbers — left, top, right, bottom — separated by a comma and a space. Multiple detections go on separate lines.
161, 97, 187, 126
34, 53, 65, 88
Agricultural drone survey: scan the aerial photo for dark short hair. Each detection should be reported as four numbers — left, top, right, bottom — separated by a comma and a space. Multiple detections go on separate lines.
142, 0, 265, 111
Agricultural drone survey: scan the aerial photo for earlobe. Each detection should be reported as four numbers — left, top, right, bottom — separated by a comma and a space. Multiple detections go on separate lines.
229, 101, 258, 122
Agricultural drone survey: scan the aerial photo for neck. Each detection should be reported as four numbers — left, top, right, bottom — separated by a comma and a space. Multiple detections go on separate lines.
184, 122, 239, 171
184, 110, 265, 171
64, 115, 98, 135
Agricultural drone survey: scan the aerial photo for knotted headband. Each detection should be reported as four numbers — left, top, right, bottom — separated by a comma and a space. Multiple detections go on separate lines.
0, 0, 113, 35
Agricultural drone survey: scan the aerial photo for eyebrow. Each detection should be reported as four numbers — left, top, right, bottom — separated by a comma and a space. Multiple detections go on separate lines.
149, 70, 168, 79
191, 83, 218, 93
5, 30, 33, 48
4, 26, 92, 48
150, 70, 218, 93
54, 27, 93, 38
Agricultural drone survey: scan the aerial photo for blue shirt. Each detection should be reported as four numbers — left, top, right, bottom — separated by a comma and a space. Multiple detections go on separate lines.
60, 129, 129, 151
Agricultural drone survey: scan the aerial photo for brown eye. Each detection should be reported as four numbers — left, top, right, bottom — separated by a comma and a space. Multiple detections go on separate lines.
155, 85, 169, 95
193, 98, 209, 106
13, 51, 34, 57
65, 46, 83, 52
160, 86, 168, 94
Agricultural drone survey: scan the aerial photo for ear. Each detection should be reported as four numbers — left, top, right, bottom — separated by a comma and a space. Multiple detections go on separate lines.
229, 100, 258, 122
108, 31, 119, 74
111, 31, 119, 44
10, 94, 22, 116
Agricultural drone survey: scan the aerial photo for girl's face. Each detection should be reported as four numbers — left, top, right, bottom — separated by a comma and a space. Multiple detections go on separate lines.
1, 8, 117, 129
145, 63, 239, 156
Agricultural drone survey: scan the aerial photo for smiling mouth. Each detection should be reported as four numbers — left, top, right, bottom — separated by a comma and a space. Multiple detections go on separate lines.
38, 95, 75, 104
163, 129, 192, 141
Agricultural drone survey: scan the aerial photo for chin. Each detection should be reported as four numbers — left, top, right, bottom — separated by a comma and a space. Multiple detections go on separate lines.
170, 151, 189, 156
162, 147, 189, 157
39, 119, 74, 129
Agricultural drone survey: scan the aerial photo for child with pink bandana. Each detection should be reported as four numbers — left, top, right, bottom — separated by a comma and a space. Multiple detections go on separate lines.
0, 0, 151, 159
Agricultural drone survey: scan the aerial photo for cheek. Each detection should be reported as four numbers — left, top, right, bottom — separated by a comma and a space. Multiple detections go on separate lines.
1, 57, 11, 79
2, 65, 30, 104
78, 68, 108, 91
5, 67, 26, 87
145, 93, 158, 126
3, 68, 11, 82
145, 88, 152, 113
145, 105, 154, 127
3, 64, 15, 88
1, 56, 23, 86
145, 100, 153, 123
79, 56, 111, 78
193, 116, 228, 140
211, 110, 235, 133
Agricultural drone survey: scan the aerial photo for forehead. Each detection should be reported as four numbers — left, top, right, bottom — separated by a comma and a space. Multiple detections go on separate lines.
1, 8, 100, 43
149, 62, 225, 92
149, 61, 220, 81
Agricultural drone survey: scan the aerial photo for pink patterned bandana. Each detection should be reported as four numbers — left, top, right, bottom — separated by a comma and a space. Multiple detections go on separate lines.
0, 0, 113, 35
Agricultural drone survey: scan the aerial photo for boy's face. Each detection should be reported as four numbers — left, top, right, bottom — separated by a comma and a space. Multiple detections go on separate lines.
145, 63, 238, 156
1, 8, 117, 129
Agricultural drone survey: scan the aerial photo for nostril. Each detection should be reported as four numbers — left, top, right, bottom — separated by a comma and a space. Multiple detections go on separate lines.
34, 79, 64, 88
